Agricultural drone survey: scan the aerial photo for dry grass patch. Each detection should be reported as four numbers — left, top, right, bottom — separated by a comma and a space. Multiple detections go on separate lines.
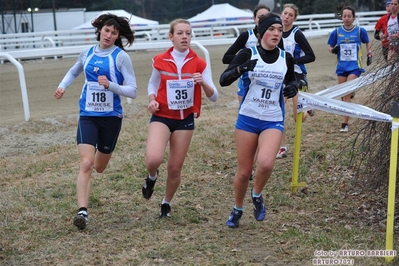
1, 92, 396, 265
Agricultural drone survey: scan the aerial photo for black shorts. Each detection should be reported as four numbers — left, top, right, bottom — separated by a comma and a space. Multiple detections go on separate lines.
77, 116, 122, 154
150, 113, 194, 132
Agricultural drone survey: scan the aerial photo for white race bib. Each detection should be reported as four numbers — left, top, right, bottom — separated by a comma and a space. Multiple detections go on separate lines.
246, 80, 280, 110
85, 81, 114, 112
166, 79, 194, 110
339, 43, 357, 61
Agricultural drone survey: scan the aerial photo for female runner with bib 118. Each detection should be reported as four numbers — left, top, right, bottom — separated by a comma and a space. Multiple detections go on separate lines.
54, 13, 138, 230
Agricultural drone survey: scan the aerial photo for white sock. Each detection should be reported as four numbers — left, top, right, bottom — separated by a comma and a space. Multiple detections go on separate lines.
148, 172, 158, 180
162, 198, 171, 205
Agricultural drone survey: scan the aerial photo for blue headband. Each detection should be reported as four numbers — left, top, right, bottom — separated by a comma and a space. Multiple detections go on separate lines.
258, 16, 283, 38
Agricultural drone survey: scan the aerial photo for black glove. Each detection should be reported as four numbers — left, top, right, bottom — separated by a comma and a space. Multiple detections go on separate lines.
374, 30, 381, 41
297, 79, 308, 92
238, 59, 258, 74
284, 84, 298, 99
367, 55, 372, 66
331, 45, 339, 54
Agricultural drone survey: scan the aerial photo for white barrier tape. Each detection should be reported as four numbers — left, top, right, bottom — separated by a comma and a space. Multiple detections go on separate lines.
392, 121, 399, 132
297, 65, 396, 123
315, 65, 395, 99
298, 92, 392, 123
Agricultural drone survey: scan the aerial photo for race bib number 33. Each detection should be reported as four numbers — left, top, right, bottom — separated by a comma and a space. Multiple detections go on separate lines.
85, 81, 114, 112
339, 43, 357, 61
167, 79, 194, 110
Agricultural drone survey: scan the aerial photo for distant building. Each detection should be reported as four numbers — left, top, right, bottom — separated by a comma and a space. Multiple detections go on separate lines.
1, 8, 86, 34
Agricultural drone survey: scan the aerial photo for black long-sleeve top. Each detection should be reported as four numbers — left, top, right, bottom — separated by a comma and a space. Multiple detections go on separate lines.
282, 26, 316, 66
219, 45, 296, 87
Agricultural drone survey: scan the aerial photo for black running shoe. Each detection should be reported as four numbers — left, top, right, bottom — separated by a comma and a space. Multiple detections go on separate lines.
159, 203, 171, 219
142, 175, 157, 199
73, 211, 88, 230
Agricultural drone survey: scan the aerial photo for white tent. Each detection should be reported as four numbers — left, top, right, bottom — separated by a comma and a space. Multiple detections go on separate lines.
73, 10, 159, 30
188, 3, 253, 23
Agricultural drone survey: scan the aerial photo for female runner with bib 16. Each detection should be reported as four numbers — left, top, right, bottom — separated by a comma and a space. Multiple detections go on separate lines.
219, 12, 298, 228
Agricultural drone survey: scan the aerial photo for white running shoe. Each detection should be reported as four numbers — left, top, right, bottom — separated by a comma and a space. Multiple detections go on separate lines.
276, 147, 288, 159
340, 124, 349, 133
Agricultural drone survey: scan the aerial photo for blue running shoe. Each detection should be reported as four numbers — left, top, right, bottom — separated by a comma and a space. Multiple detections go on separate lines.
226, 208, 243, 228
251, 191, 266, 221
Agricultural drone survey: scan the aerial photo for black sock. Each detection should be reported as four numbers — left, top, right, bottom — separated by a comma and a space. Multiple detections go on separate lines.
78, 207, 88, 213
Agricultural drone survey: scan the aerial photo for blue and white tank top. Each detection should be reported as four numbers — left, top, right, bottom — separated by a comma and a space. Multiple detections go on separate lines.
79, 45, 124, 117
245, 29, 258, 48
283, 26, 306, 74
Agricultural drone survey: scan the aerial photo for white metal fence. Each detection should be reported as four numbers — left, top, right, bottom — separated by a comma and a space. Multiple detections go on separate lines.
0, 40, 218, 121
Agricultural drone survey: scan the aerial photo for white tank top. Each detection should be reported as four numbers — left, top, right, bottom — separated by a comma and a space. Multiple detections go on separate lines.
239, 47, 287, 121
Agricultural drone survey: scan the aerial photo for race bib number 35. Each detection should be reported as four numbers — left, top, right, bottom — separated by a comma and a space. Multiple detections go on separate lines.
167, 79, 194, 110
85, 81, 114, 112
